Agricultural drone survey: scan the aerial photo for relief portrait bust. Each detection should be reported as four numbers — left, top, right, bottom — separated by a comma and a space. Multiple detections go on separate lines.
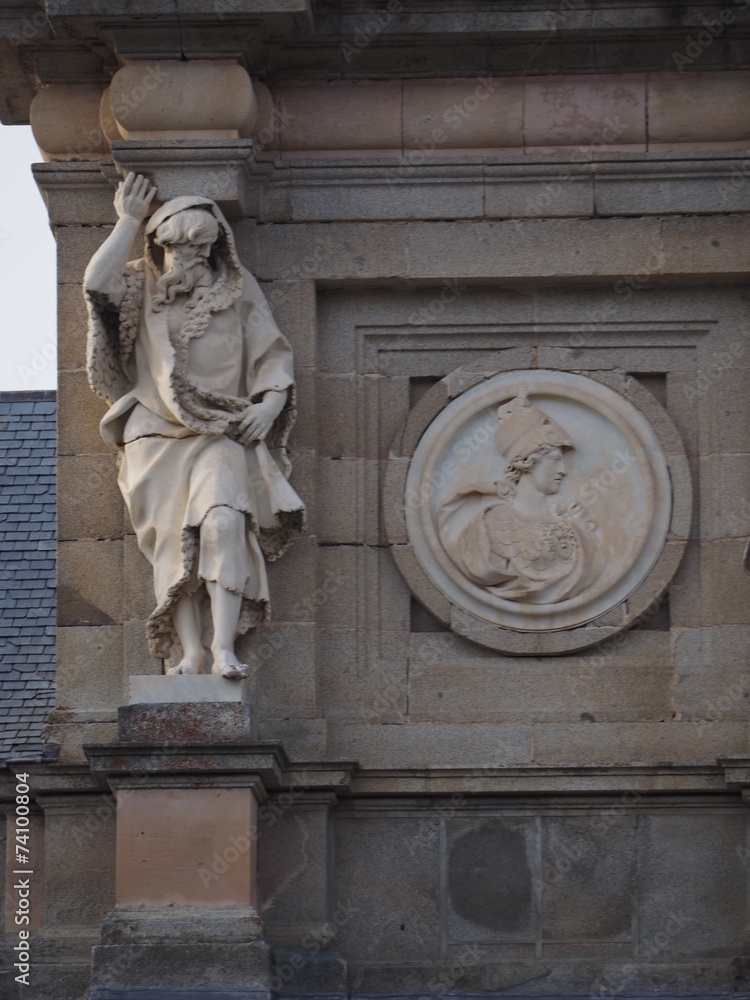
394, 369, 691, 653
438, 392, 606, 605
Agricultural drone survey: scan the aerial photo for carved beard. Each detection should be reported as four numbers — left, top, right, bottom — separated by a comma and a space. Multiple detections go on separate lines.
152, 258, 213, 310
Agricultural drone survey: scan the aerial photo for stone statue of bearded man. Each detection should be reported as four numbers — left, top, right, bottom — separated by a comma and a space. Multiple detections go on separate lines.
84, 173, 305, 679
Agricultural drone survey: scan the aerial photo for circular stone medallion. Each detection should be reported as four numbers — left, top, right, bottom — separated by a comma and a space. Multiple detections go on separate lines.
402, 370, 681, 641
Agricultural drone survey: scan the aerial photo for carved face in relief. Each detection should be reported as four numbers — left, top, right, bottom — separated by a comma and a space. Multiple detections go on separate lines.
152, 208, 219, 308
525, 446, 567, 495
153, 207, 219, 256
160, 240, 212, 274
436, 398, 604, 606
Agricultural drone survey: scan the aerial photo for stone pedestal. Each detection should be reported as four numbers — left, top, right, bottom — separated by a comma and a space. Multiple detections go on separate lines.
91, 908, 270, 1000
87, 676, 273, 1000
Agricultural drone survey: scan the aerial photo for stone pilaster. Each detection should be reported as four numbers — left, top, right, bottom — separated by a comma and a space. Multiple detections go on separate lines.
85, 677, 354, 999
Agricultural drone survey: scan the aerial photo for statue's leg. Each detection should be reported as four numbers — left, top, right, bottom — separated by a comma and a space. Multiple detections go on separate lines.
206, 581, 248, 679
167, 592, 207, 675
199, 506, 252, 680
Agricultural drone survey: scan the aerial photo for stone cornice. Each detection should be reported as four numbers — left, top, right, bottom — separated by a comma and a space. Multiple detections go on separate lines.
2, 1, 750, 122
31, 152, 750, 228
83, 740, 357, 793
3, 759, 750, 800
348, 763, 738, 797
258, 152, 750, 222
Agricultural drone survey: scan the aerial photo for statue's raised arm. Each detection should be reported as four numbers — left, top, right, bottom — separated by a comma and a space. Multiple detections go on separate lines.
84, 173, 157, 302
84, 176, 305, 680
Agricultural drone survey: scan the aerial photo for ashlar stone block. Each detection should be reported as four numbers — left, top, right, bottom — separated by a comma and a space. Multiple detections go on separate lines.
318, 629, 409, 724
670, 539, 750, 627
258, 802, 330, 940
116, 788, 255, 909
330, 722, 532, 769
532, 719, 748, 766
335, 815, 441, 962
57, 281, 91, 370
56, 226, 115, 285
648, 71, 750, 145
43, 796, 116, 927
242, 623, 318, 718
259, 278, 316, 369
408, 632, 673, 724
58, 453, 124, 541
57, 370, 111, 457
524, 74, 647, 147
637, 813, 746, 956
58, 538, 123, 627
56, 625, 124, 713
673, 627, 750, 721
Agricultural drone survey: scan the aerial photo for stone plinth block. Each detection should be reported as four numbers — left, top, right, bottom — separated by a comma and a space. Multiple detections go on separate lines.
106, 139, 261, 219
109, 60, 255, 139
26, 925, 100, 1000
118, 701, 254, 744
91, 905, 270, 1000
129, 674, 252, 705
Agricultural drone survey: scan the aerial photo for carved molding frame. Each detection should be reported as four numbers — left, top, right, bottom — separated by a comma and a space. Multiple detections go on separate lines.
385, 364, 693, 656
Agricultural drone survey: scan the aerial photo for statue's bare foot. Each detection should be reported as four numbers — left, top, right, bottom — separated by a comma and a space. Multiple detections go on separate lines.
211, 648, 249, 680
166, 651, 205, 675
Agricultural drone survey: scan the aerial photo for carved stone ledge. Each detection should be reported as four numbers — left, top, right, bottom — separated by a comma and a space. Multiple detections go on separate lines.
720, 756, 750, 789
104, 139, 272, 218
349, 763, 734, 797
32, 161, 117, 225
84, 739, 356, 793
255, 152, 750, 224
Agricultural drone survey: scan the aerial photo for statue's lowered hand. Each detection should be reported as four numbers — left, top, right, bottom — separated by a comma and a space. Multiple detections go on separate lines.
235, 397, 279, 444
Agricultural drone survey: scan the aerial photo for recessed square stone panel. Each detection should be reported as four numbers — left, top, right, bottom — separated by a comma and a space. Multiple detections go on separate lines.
335, 815, 441, 962
542, 816, 634, 941
446, 817, 536, 943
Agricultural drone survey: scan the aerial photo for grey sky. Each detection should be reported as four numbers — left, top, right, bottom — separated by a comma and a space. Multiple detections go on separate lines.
0, 123, 57, 391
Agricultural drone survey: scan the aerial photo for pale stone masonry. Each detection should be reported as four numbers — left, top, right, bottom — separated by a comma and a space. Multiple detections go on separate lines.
1, 2, 750, 999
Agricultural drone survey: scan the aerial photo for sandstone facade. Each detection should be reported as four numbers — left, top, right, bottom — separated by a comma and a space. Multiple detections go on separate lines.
1, 3, 750, 998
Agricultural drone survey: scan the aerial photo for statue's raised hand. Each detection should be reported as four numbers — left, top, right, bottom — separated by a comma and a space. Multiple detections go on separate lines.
115, 172, 156, 223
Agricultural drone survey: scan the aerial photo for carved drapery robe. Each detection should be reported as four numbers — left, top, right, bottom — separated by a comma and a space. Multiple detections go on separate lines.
438, 485, 605, 604
85, 196, 305, 658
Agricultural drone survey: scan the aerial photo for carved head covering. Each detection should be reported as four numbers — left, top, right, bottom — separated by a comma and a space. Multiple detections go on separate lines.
144, 195, 243, 297
494, 391, 573, 463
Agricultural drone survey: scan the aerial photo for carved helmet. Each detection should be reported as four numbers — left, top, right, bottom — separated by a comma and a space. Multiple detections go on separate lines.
494, 391, 573, 463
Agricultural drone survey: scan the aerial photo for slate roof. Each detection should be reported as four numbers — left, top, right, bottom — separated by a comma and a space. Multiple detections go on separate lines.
0, 391, 56, 762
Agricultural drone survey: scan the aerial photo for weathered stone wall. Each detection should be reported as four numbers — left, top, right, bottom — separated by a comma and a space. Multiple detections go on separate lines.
45, 220, 750, 765
2, 3, 750, 996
